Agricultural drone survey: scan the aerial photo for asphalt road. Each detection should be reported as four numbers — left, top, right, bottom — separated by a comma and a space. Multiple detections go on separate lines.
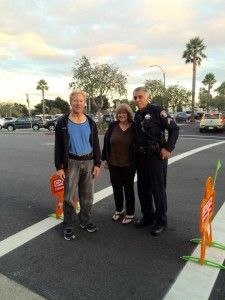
0, 124, 225, 300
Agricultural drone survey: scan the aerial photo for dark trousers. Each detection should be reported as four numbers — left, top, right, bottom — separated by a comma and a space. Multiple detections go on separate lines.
109, 164, 135, 215
136, 153, 167, 225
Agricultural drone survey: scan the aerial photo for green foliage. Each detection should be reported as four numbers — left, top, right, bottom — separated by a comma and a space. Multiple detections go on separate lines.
202, 73, 216, 111
182, 36, 207, 120
34, 97, 69, 115
0, 102, 28, 117
211, 95, 225, 111
182, 37, 207, 65
167, 84, 191, 112
97, 119, 108, 132
36, 79, 49, 117
215, 82, 225, 96
36, 79, 49, 92
69, 55, 128, 112
90, 95, 109, 113
144, 79, 164, 99
54, 97, 70, 113
111, 99, 136, 112
198, 87, 208, 110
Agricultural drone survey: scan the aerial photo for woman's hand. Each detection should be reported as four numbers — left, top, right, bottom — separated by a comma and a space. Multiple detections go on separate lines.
102, 160, 109, 169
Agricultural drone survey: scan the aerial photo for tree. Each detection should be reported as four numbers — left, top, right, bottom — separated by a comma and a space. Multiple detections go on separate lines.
214, 81, 225, 96
166, 84, 191, 115
144, 79, 164, 99
34, 97, 70, 115
212, 95, 225, 112
202, 73, 216, 111
36, 79, 49, 119
198, 87, 208, 110
54, 97, 70, 113
69, 55, 127, 113
0, 102, 28, 117
182, 36, 207, 121
112, 99, 136, 112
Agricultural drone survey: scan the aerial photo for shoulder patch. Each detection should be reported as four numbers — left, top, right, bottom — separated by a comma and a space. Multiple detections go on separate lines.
160, 110, 167, 118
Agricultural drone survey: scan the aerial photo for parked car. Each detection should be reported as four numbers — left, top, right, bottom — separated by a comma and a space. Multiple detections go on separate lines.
199, 112, 225, 133
0, 117, 17, 129
2, 116, 45, 131
44, 116, 62, 131
103, 114, 114, 124
87, 114, 99, 123
175, 112, 191, 123
87, 114, 94, 120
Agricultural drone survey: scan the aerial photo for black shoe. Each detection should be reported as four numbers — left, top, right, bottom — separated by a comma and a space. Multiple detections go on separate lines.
135, 218, 155, 228
151, 224, 167, 236
80, 223, 98, 233
63, 229, 75, 241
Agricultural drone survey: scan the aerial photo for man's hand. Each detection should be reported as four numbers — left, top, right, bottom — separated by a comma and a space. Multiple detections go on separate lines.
56, 169, 65, 181
93, 166, 100, 177
160, 148, 171, 160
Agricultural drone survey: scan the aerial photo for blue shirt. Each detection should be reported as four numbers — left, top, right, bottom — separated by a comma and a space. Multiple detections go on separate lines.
68, 119, 92, 155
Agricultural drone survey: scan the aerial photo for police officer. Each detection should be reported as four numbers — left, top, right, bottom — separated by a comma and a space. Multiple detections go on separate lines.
133, 86, 179, 236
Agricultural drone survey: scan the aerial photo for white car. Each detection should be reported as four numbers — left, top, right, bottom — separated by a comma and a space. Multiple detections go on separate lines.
0, 117, 17, 129
199, 112, 225, 133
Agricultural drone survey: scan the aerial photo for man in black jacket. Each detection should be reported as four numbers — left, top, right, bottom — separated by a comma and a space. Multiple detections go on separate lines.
55, 90, 101, 240
133, 86, 179, 236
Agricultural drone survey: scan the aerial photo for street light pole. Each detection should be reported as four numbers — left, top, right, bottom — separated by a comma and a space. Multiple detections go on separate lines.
149, 65, 166, 108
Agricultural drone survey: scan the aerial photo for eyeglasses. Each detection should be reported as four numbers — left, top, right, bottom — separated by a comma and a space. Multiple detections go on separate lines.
133, 95, 144, 100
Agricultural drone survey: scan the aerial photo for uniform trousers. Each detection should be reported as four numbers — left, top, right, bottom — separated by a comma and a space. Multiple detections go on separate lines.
63, 158, 94, 229
136, 153, 167, 225
108, 164, 135, 215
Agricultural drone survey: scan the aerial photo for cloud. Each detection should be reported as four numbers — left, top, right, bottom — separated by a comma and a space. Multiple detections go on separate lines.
0, 31, 64, 58
0, 0, 225, 106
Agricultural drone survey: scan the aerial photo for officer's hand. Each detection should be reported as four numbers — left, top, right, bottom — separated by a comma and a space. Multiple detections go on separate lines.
102, 160, 109, 169
160, 148, 171, 160
56, 169, 65, 181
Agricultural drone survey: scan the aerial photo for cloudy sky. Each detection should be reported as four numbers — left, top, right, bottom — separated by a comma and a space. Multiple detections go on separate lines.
0, 0, 225, 108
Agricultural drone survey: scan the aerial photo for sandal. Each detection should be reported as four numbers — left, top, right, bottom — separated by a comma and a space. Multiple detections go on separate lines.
122, 215, 134, 225
112, 209, 124, 221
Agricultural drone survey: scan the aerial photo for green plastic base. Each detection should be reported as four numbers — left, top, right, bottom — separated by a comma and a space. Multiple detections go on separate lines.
48, 213, 64, 220
180, 255, 225, 270
191, 238, 225, 250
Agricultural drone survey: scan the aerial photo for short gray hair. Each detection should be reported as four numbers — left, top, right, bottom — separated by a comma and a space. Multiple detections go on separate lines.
133, 86, 150, 97
69, 90, 86, 102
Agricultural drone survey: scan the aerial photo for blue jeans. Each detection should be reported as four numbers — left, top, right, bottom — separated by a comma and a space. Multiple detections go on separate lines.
63, 158, 94, 229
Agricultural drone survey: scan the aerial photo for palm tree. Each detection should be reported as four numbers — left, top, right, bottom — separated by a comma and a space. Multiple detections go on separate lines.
182, 37, 207, 121
36, 79, 49, 119
202, 73, 216, 112
215, 81, 225, 96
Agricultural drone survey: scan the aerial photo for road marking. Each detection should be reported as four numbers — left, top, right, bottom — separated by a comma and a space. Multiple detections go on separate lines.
164, 202, 225, 300
0, 218, 62, 258
169, 140, 225, 164
1, 140, 225, 259
0, 273, 45, 300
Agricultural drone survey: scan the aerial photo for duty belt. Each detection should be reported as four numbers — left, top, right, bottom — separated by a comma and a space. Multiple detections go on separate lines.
69, 152, 93, 161
138, 143, 160, 155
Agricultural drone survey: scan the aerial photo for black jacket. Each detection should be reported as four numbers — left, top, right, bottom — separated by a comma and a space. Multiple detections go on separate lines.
54, 114, 101, 171
134, 104, 179, 152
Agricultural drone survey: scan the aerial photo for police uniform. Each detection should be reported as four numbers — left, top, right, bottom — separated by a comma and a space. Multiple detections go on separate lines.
134, 103, 179, 227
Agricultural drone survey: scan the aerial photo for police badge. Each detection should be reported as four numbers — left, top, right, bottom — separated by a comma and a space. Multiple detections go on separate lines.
160, 110, 167, 118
